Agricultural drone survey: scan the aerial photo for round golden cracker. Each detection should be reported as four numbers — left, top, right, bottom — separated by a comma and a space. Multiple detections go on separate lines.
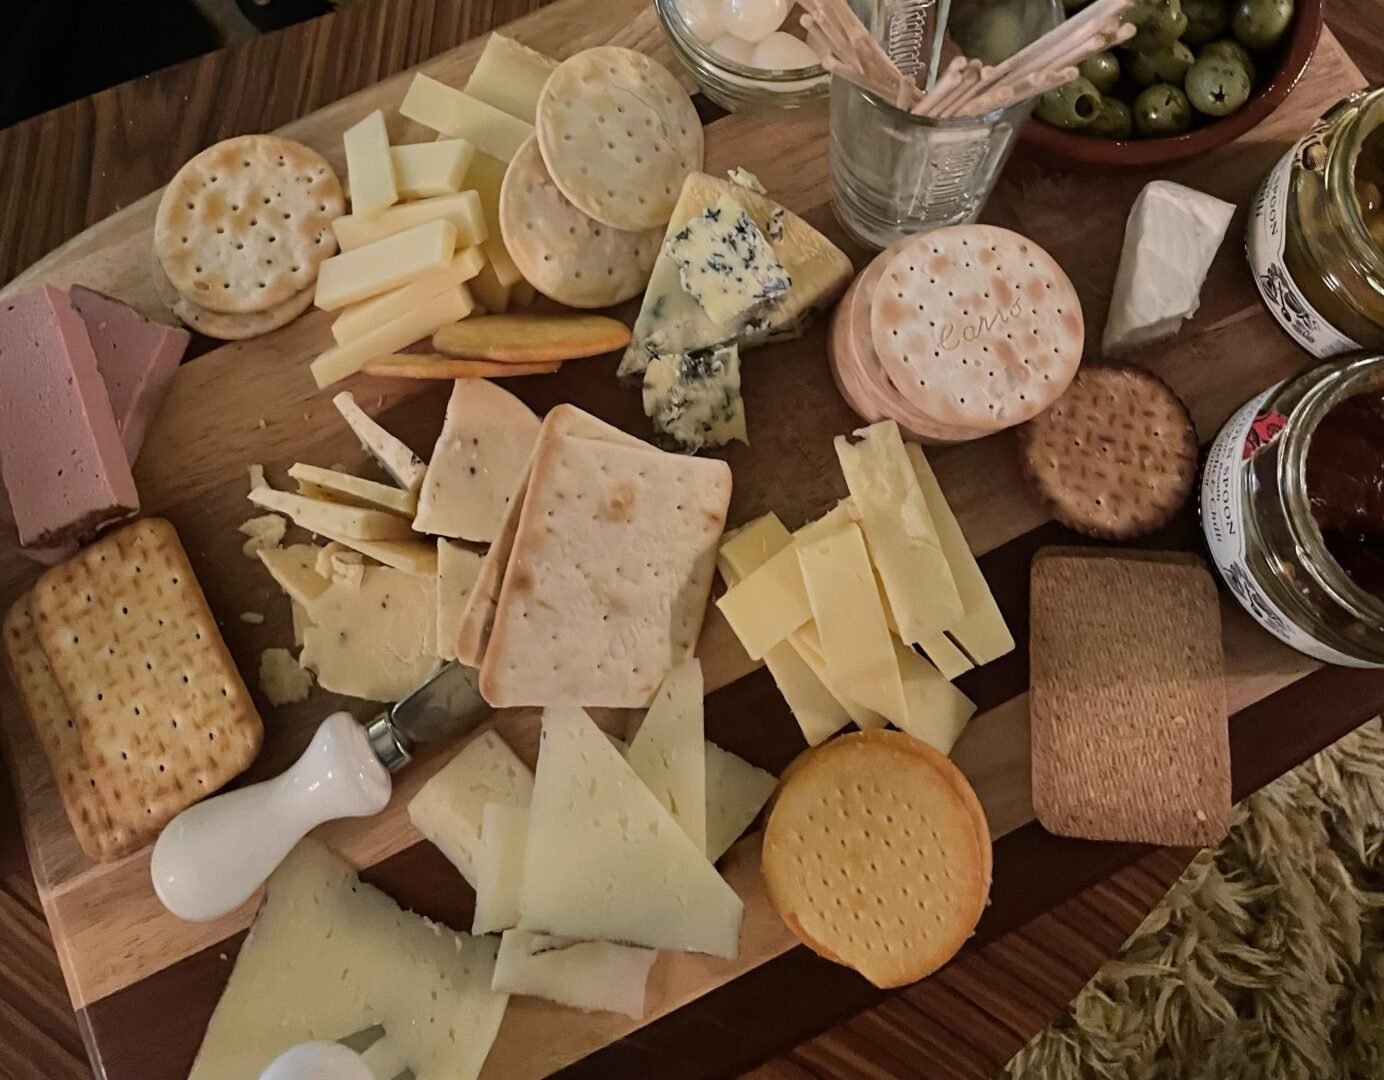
536, 47, 703, 231
501, 136, 662, 308
762, 730, 988, 989
871, 225, 1083, 432
1017, 364, 1198, 540
154, 135, 343, 315
150, 251, 314, 340
433, 314, 631, 362
360, 354, 561, 380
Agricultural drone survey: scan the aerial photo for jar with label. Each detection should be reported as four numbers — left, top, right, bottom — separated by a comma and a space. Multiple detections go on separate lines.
1247, 87, 1384, 359
1202, 353, 1384, 668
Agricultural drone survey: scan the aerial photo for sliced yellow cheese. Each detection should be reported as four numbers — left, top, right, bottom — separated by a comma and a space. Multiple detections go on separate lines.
308, 527, 438, 578
333, 391, 428, 494
464, 152, 524, 288
793, 500, 855, 546
905, 444, 1015, 666
391, 139, 474, 200
342, 109, 398, 219
332, 191, 487, 253
464, 34, 556, 123
311, 285, 473, 387
257, 544, 330, 608
287, 463, 417, 517
715, 542, 813, 661
248, 487, 416, 541
717, 512, 792, 582
331, 247, 485, 346
467, 260, 513, 314
796, 524, 907, 725
790, 623, 885, 730
892, 640, 976, 754
472, 803, 529, 935
436, 539, 483, 662
315, 219, 457, 311
401, 75, 533, 161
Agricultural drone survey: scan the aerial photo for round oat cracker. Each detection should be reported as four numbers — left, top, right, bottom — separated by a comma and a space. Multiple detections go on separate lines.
870, 225, 1083, 432
150, 251, 314, 340
501, 136, 662, 308
154, 135, 343, 315
536, 46, 703, 231
762, 730, 989, 989
1018, 364, 1198, 540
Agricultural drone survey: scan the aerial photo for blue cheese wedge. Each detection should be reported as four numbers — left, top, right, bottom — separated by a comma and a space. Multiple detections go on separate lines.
619, 173, 853, 381
664, 194, 790, 327
642, 343, 747, 453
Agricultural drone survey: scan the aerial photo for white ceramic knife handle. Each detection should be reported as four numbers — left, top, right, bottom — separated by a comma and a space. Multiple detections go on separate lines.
151, 711, 392, 923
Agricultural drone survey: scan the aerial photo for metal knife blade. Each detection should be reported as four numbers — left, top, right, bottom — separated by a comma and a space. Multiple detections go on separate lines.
390, 661, 491, 747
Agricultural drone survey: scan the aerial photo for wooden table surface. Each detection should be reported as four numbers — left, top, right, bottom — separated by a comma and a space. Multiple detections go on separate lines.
0, 3, 1380, 1079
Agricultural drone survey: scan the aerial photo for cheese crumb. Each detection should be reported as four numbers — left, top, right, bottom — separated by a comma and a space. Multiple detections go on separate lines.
240, 611, 265, 625
259, 648, 314, 706
238, 513, 286, 557
248, 463, 268, 491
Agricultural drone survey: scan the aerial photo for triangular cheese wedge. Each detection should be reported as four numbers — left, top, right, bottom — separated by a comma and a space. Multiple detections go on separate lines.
617, 172, 853, 380
518, 707, 743, 957
626, 659, 707, 853
705, 741, 777, 863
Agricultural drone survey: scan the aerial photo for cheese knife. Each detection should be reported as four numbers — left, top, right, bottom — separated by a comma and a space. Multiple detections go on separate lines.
151, 662, 491, 923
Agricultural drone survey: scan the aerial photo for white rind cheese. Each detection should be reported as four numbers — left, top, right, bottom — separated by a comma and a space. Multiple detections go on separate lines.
492, 930, 656, 1019
625, 659, 707, 853
642, 343, 748, 453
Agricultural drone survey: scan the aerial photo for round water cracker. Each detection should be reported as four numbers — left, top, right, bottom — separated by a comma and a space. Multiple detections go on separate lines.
154, 134, 343, 315
150, 251, 314, 340
1017, 365, 1198, 540
536, 47, 703, 231
871, 225, 1083, 432
762, 730, 989, 989
501, 137, 662, 309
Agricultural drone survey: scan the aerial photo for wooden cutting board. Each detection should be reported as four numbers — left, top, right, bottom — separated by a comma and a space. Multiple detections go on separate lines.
0, 2, 1378, 1077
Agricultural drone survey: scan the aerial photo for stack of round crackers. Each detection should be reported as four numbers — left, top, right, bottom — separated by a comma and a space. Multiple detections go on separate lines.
762, 730, 991, 989
152, 134, 344, 340
829, 224, 1084, 443
500, 46, 702, 309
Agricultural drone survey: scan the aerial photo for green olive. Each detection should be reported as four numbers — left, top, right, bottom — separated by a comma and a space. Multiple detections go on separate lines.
1078, 51, 1121, 93
1185, 55, 1252, 115
1133, 83, 1194, 136
1123, 0, 1189, 52
1128, 41, 1196, 87
1231, 0, 1293, 50
1088, 98, 1135, 139
1180, 0, 1231, 45
1200, 38, 1257, 84
962, 7, 1028, 65
1035, 76, 1104, 129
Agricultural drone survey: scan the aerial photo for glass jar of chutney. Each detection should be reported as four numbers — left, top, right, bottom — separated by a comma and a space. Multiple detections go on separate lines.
1202, 353, 1384, 668
1247, 87, 1384, 358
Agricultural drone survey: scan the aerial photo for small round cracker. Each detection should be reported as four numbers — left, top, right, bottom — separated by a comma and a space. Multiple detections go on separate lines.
762, 730, 989, 989
154, 135, 343, 315
432, 314, 630, 362
536, 47, 703, 231
871, 225, 1083, 432
501, 136, 662, 308
1017, 364, 1198, 540
150, 251, 314, 340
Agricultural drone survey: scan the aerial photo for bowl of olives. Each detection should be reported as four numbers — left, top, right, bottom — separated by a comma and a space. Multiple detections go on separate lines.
1020, 0, 1324, 166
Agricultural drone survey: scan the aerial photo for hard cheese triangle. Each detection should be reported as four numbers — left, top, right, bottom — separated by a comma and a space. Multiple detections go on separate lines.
188, 838, 507, 1080
705, 741, 777, 863
618, 172, 853, 380
625, 659, 707, 854
518, 707, 744, 957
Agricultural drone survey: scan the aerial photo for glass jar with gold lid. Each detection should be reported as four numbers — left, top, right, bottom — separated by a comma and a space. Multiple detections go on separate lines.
1247, 87, 1384, 358
1202, 353, 1384, 668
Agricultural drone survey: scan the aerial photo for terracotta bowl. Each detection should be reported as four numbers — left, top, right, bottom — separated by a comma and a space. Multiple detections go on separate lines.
1019, 0, 1325, 168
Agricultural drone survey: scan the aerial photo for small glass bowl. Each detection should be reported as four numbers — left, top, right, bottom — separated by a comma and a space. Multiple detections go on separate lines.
654, 0, 830, 116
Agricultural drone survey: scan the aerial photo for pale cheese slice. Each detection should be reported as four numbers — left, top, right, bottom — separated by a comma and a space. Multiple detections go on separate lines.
259, 648, 313, 707
465, 152, 525, 288
248, 487, 415, 541
257, 544, 331, 607
905, 444, 1015, 666
797, 524, 907, 725
300, 565, 440, 701
469, 260, 514, 314
342, 109, 398, 219
392, 139, 475, 200
332, 246, 485, 345
791, 623, 886, 730
492, 930, 656, 1019
187, 839, 507, 1080
892, 640, 976, 754
238, 513, 285, 557
436, 539, 482, 662
333, 391, 428, 494
715, 542, 813, 661
408, 730, 533, 886
312, 285, 474, 388
291, 599, 312, 647
308, 527, 438, 577
836, 421, 963, 644
288, 463, 418, 517
333, 191, 488, 252
705, 741, 777, 863
314, 219, 457, 310
412, 379, 541, 542
401, 75, 534, 161
518, 707, 743, 957
717, 512, 792, 582
625, 659, 706, 854
473, 803, 528, 935
464, 34, 556, 123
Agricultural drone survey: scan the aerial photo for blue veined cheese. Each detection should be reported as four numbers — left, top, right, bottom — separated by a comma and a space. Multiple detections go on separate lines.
664, 195, 791, 327
618, 173, 854, 382
766, 208, 786, 242
642, 343, 748, 453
